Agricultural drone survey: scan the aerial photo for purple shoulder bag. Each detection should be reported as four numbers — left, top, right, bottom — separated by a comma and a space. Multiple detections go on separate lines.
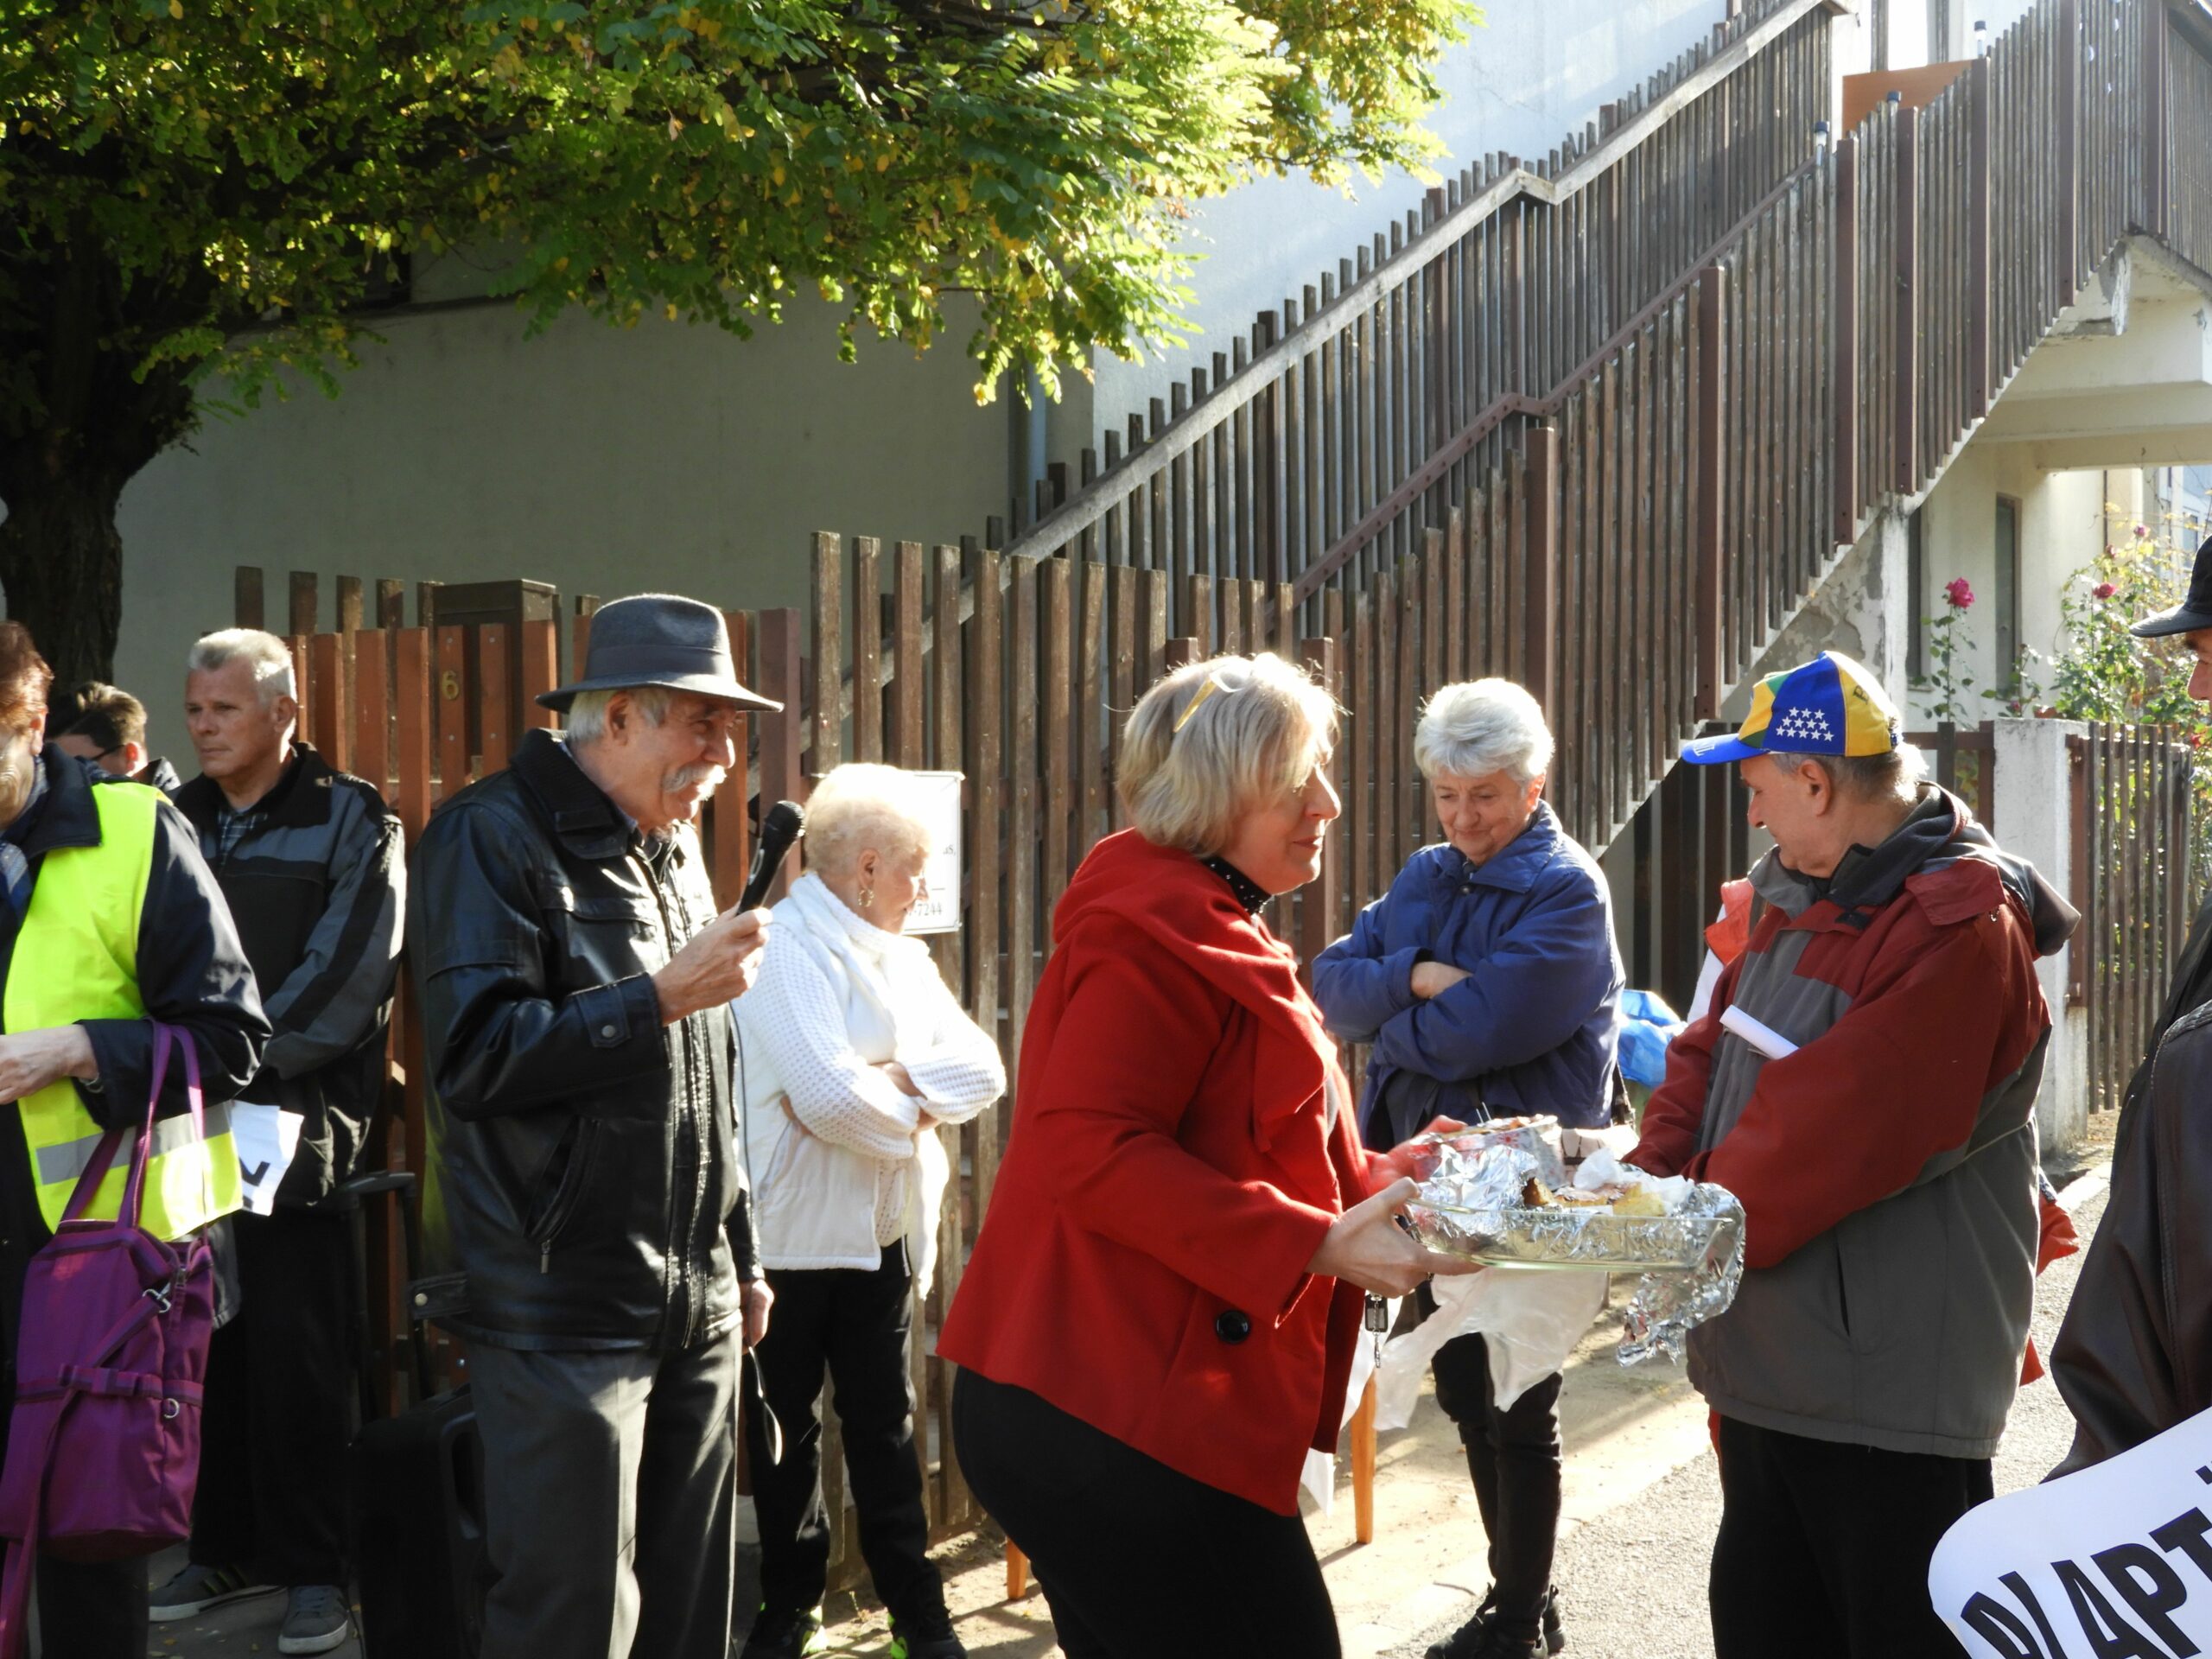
0, 1025, 218, 1658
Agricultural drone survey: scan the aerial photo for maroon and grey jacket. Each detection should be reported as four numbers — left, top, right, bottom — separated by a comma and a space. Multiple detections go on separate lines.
1633, 788, 2077, 1459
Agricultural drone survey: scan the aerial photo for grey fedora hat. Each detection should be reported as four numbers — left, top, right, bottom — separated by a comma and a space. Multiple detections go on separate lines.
537, 593, 782, 712
2132, 533, 2212, 639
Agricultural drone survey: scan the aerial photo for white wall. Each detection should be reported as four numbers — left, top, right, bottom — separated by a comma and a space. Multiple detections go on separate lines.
103, 293, 1009, 756
1904, 443, 2116, 722
1991, 715, 2092, 1154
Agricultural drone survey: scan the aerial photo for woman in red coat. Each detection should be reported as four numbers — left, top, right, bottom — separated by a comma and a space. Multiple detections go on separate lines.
941, 652, 1475, 1659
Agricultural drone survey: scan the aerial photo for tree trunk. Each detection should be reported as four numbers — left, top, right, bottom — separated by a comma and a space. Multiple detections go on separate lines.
0, 469, 127, 690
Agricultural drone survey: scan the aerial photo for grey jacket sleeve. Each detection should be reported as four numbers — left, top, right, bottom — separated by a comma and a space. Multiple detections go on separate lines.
262, 793, 404, 1078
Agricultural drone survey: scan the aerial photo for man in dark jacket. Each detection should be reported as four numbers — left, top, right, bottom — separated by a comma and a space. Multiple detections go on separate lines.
2050, 533, 2212, 1472
1636, 652, 2075, 1659
412, 594, 779, 1659
53, 682, 184, 794
0, 623, 268, 1659
149, 629, 404, 1655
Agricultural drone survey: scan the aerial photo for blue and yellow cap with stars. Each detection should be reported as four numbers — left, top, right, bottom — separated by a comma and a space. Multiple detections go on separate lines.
1680, 650, 1903, 766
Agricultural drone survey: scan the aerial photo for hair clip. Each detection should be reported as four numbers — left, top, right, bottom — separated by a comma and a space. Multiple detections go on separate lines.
1173, 675, 1229, 733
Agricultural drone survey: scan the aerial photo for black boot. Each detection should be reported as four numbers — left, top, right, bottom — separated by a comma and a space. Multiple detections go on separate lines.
1423, 1586, 1566, 1659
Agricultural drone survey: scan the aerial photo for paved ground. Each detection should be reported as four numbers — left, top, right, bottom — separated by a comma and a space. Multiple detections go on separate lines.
111, 1150, 2112, 1659
1386, 1168, 2112, 1659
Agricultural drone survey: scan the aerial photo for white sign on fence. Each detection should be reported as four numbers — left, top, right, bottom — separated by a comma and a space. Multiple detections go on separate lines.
900, 771, 965, 936
1930, 1402, 2212, 1657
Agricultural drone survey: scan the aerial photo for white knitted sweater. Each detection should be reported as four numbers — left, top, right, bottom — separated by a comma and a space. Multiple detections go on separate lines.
735, 873, 1004, 1292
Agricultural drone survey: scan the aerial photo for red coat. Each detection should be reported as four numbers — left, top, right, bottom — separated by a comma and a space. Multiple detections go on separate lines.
939, 830, 1389, 1515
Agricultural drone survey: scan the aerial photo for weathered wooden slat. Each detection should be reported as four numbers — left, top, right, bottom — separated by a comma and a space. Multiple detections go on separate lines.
394, 628, 433, 847
235, 566, 265, 630
852, 536, 883, 765
434, 626, 467, 800
477, 626, 512, 777
813, 536, 844, 775
309, 632, 346, 772
893, 543, 926, 769
1043, 558, 1073, 910
353, 631, 390, 799
712, 612, 753, 911
290, 571, 320, 639
519, 620, 559, 731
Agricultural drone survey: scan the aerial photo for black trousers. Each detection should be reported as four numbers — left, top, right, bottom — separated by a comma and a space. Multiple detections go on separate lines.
951, 1368, 1340, 1659
746, 1247, 944, 1625
0, 1173, 149, 1659
1709, 1414, 1994, 1659
1425, 1302, 1564, 1637
189, 1206, 353, 1585
470, 1332, 739, 1659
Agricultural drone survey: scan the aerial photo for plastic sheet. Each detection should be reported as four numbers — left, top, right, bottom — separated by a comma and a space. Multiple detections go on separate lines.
1373, 1264, 1608, 1421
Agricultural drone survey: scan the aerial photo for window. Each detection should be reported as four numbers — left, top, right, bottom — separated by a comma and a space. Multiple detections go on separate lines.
1993, 493, 2022, 688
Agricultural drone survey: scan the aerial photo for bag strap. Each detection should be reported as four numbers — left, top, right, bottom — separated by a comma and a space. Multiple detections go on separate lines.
59, 1025, 201, 1229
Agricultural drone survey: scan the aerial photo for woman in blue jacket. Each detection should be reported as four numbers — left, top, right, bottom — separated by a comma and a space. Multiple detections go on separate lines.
1313, 678, 1624, 1659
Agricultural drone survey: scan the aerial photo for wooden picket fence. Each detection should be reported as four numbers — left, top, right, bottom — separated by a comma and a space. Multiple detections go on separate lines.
2070, 723, 2199, 1114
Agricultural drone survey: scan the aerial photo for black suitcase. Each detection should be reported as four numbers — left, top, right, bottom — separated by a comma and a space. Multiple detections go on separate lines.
334, 1171, 493, 1659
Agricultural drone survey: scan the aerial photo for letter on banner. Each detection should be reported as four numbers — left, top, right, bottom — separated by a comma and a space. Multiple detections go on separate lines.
230, 1102, 303, 1217
1930, 1403, 2212, 1656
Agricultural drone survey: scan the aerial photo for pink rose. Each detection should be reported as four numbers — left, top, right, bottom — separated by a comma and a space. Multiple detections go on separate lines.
1945, 577, 1974, 609
2094, 582, 2118, 600
2135, 524, 2151, 540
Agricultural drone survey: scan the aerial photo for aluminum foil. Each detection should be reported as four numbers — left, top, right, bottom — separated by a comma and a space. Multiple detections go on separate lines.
1408, 1143, 1721, 1271
1405, 1145, 1746, 1363
1395, 1117, 1567, 1189
1617, 1181, 1746, 1367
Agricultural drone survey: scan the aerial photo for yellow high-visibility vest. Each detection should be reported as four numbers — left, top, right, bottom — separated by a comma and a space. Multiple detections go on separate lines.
13, 779, 239, 1239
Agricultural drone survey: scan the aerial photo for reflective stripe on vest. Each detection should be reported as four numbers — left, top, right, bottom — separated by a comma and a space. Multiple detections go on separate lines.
11, 780, 243, 1238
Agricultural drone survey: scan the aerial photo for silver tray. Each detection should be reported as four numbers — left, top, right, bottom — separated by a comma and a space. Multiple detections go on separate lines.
1407, 1198, 1740, 1274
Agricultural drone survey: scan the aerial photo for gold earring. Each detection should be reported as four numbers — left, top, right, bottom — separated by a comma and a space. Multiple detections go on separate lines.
859, 887, 874, 908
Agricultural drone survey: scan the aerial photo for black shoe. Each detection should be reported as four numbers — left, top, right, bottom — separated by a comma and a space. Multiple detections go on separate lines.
1427, 1621, 1546, 1659
888, 1605, 966, 1659
741, 1606, 825, 1659
1425, 1586, 1565, 1659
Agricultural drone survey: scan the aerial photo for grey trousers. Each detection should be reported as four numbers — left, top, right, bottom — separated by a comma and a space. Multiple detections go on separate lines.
467, 1332, 739, 1659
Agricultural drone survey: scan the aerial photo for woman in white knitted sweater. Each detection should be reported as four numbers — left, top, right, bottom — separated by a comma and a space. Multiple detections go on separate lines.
734, 763, 1004, 1659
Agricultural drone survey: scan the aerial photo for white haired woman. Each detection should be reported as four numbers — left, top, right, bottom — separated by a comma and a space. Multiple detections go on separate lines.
1312, 678, 1625, 1659
734, 763, 1005, 1659
941, 653, 1477, 1659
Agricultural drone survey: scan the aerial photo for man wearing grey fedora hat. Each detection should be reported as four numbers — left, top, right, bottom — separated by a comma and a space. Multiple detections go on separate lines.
410, 594, 785, 1659
2052, 533, 2212, 1478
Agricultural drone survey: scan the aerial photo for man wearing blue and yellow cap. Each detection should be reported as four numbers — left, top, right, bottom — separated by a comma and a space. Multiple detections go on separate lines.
2051, 533, 2212, 1476
1629, 651, 2078, 1659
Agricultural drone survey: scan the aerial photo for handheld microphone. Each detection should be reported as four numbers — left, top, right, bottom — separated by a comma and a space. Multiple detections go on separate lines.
736, 800, 806, 912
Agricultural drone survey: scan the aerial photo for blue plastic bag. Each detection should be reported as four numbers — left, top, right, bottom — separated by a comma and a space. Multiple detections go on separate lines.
1616, 988, 1685, 1089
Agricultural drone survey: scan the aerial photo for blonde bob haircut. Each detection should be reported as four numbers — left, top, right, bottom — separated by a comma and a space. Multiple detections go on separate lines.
1118, 652, 1338, 857
803, 762, 934, 878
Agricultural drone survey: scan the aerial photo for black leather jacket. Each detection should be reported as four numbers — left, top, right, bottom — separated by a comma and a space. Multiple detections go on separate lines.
2050, 893, 2212, 1472
410, 729, 759, 1352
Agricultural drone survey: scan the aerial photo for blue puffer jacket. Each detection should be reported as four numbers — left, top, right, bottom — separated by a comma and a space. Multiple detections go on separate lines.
1313, 802, 1624, 1145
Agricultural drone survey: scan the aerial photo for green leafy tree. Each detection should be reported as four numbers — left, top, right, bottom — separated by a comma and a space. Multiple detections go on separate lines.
1, 0, 1479, 681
